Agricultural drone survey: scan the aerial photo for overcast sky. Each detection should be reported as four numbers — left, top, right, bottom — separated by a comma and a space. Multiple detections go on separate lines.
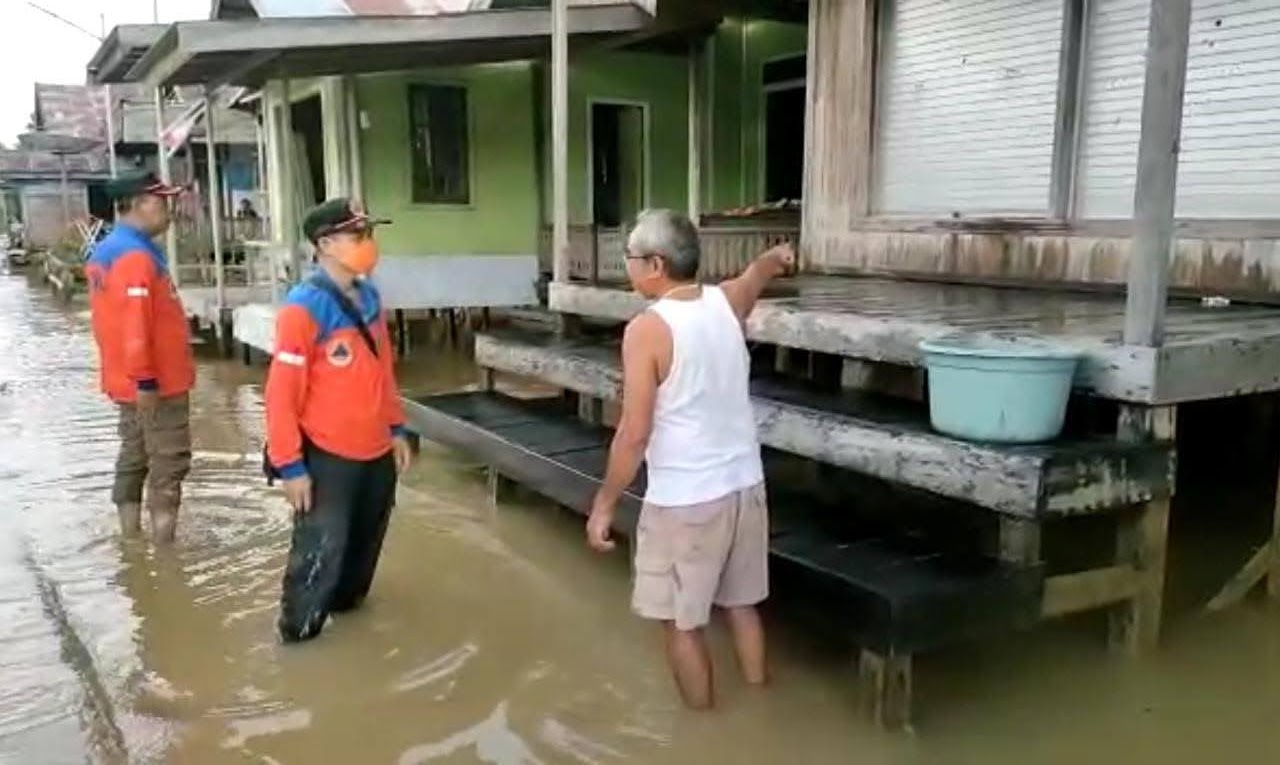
0, 0, 211, 146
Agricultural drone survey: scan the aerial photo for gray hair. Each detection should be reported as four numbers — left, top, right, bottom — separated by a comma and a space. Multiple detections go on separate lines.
627, 209, 700, 281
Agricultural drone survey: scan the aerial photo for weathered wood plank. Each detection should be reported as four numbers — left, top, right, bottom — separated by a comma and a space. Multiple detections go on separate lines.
475, 329, 1175, 518
807, 228, 1280, 307
1042, 566, 1142, 619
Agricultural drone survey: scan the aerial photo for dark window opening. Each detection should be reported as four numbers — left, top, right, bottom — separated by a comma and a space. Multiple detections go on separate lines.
591, 102, 645, 228
291, 95, 326, 205
409, 84, 471, 205
764, 85, 805, 202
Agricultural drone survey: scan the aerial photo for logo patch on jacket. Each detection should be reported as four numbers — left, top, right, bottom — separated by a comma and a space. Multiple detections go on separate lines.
325, 338, 354, 368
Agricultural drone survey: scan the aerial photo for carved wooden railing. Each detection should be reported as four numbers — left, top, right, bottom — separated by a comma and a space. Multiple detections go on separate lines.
539, 222, 799, 284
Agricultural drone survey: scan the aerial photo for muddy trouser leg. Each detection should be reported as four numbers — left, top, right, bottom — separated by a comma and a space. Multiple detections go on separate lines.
143, 393, 193, 543
329, 452, 397, 613
277, 446, 362, 643
112, 403, 148, 533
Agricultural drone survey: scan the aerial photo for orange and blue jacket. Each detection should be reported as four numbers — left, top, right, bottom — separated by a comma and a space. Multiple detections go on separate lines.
86, 224, 195, 403
265, 273, 407, 479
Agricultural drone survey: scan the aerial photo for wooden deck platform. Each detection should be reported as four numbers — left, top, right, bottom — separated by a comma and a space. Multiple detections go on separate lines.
548, 276, 1280, 405
474, 329, 1175, 518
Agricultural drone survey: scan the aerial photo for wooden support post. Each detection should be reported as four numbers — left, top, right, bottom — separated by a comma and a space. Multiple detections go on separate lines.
487, 467, 517, 509
1111, 404, 1176, 654
859, 649, 911, 730
206, 89, 228, 330
1269, 459, 1280, 599
154, 86, 180, 284
395, 308, 409, 358
241, 341, 252, 367
578, 395, 604, 426
687, 39, 702, 224
998, 517, 1042, 566
1123, 0, 1193, 347
281, 78, 302, 283
551, 0, 570, 285
479, 366, 496, 392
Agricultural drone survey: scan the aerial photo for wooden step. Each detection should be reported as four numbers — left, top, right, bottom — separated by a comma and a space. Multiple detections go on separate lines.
403, 390, 1042, 655
474, 328, 1175, 519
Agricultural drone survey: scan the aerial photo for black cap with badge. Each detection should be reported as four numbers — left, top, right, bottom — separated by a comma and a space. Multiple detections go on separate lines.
104, 171, 184, 201
302, 198, 392, 244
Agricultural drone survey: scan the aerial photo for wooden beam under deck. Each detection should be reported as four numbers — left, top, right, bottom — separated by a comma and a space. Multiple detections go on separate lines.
474, 330, 1174, 519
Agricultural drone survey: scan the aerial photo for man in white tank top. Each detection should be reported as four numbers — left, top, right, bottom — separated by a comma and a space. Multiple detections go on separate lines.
586, 209, 794, 710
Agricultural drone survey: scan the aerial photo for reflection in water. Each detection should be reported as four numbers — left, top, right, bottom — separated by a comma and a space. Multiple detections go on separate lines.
0, 274, 1278, 764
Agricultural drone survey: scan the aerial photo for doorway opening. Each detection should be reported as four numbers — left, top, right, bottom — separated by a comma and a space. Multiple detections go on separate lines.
590, 102, 646, 228
291, 95, 326, 208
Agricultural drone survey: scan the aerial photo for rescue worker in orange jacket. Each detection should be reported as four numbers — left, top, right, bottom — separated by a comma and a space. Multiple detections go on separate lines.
265, 198, 412, 644
86, 172, 193, 544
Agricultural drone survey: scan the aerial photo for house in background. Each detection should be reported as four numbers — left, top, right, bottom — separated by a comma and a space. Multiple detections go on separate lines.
93, 0, 806, 278
86, 0, 804, 341
0, 81, 264, 257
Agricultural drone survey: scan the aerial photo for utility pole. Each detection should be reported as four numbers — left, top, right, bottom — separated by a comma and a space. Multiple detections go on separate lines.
101, 14, 117, 178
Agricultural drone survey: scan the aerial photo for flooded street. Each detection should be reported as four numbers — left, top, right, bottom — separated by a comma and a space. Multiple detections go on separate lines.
1, 272, 1278, 765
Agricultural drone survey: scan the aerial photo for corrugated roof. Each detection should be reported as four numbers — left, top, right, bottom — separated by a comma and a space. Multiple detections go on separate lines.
231, 1, 607, 18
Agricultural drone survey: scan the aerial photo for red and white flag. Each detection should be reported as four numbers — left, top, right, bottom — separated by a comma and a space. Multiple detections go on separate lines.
161, 98, 208, 158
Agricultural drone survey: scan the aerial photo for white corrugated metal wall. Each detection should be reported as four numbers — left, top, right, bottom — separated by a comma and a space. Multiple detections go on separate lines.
1177, 0, 1280, 217
873, 0, 1066, 215
1073, 0, 1148, 218
1076, 0, 1280, 218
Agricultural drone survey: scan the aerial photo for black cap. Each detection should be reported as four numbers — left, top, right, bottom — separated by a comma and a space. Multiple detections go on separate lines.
105, 171, 184, 201
302, 198, 391, 243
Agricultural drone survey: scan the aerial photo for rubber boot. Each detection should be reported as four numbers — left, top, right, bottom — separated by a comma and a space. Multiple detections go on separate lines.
117, 503, 143, 537
149, 505, 178, 545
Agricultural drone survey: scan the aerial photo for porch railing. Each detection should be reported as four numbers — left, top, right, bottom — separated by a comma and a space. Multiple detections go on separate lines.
538, 222, 799, 283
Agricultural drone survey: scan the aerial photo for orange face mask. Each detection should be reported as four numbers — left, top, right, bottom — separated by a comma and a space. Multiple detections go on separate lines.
333, 237, 380, 275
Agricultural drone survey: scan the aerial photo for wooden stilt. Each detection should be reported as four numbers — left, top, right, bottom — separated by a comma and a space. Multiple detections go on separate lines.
1268, 464, 1280, 599
479, 365, 496, 392
487, 467, 517, 508
998, 517, 1042, 566
578, 395, 604, 426
395, 308, 408, 357
859, 649, 912, 729
1110, 404, 1176, 655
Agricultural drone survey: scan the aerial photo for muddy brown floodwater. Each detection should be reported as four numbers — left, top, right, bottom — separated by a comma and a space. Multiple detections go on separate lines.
1, 273, 1279, 765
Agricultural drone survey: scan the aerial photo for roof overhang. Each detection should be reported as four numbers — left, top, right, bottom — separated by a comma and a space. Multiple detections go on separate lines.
86, 25, 167, 85
117, 3, 653, 88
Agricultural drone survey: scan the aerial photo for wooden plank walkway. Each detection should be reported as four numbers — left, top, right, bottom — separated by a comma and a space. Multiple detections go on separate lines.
548, 275, 1280, 404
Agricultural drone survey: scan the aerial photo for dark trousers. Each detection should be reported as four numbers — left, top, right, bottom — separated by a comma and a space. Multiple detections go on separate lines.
278, 443, 397, 643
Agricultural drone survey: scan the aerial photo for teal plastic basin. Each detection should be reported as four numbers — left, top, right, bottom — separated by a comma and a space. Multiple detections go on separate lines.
919, 334, 1081, 444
